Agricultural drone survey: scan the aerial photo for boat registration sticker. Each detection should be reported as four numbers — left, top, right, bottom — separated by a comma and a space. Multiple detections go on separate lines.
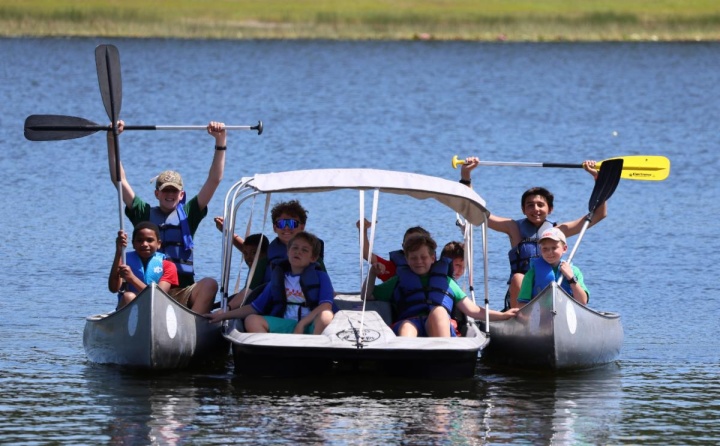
166, 306, 178, 339
566, 300, 577, 334
128, 305, 138, 337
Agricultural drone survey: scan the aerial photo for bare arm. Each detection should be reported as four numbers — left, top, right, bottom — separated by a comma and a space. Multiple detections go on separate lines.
556, 160, 604, 237
356, 218, 378, 262
106, 121, 136, 207
196, 121, 227, 211
108, 230, 126, 293
456, 297, 519, 321
206, 304, 257, 323
461, 157, 522, 246
215, 216, 244, 250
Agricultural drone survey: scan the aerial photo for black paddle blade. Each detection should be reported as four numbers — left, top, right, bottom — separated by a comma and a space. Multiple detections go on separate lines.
24, 114, 105, 141
588, 159, 624, 213
95, 44, 122, 123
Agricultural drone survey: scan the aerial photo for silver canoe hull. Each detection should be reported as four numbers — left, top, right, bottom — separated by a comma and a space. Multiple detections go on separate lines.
481, 282, 623, 370
83, 284, 228, 369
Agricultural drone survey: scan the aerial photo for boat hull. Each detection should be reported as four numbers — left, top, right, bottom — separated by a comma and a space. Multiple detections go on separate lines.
224, 299, 489, 379
481, 282, 623, 370
83, 284, 228, 369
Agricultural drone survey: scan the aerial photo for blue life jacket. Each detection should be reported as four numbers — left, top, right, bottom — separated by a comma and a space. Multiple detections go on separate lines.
260, 260, 323, 318
149, 207, 194, 281
393, 257, 455, 321
263, 238, 288, 282
390, 249, 455, 278
263, 237, 326, 283
508, 219, 556, 276
389, 249, 407, 267
531, 257, 574, 298
118, 251, 165, 303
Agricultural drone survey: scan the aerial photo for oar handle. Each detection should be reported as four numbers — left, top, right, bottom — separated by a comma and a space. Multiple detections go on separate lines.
452, 155, 581, 169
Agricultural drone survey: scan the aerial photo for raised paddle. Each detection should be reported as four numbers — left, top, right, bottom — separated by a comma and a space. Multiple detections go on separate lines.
24, 114, 264, 141
558, 158, 624, 286
96, 44, 126, 262
452, 154, 669, 181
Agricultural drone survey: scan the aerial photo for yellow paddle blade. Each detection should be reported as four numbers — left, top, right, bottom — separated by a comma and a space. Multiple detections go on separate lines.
597, 155, 670, 181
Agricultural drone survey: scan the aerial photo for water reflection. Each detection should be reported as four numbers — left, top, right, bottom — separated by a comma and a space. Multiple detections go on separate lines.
83, 365, 222, 445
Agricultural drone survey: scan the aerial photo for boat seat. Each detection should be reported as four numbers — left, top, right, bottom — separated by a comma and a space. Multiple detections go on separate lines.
333, 294, 393, 325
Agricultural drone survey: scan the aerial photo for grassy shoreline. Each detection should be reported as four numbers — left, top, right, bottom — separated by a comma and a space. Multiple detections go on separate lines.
2, 0, 720, 41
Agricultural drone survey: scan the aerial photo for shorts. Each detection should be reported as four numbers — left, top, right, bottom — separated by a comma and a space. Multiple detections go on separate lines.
391, 316, 457, 337
167, 283, 196, 307
263, 315, 316, 334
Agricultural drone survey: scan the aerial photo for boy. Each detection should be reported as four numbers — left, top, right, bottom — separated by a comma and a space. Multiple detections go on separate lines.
261, 200, 325, 284
517, 227, 588, 306
441, 241, 465, 281
207, 232, 335, 335
109, 221, 178, 310
107, 120, 226, 314
214, 216, 269, 310
356, 219, 430, 282
371, 234, 517, 338
460, 157, 600, 308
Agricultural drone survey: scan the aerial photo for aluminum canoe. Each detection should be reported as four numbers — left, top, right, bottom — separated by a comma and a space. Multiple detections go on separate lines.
83, 283, 228, 369
480, 282, 623, 370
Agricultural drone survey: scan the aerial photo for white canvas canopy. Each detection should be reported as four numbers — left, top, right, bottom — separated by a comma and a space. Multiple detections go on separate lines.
235, 168, 489, 225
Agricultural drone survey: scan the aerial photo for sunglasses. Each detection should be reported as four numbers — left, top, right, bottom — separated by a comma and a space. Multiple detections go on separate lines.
275, 218, 300, 230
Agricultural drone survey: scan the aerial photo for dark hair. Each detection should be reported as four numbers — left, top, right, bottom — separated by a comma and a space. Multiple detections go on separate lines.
402, 234, 437, 256
402, 226, 430, 246
244, 233, 269, 254
271, 200, 308, 224
288, 231, 322, 258
133, 221, 161, 241
521, 187, 554, 210
441, 241, 464, 260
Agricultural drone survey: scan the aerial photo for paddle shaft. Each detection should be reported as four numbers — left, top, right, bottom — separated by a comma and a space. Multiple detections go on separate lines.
26, 124, 260, 131
558, 159, 624, 285
451, 155, 669, 181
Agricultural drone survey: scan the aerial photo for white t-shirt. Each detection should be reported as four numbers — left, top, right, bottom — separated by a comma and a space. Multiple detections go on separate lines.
283, 274, 310, 320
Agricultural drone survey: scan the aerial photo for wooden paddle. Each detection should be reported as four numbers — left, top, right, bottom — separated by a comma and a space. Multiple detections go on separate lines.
24, 114, 263, 141
96, 44, 126, 263
558, 158, 623, 285
452, 154, 669, 181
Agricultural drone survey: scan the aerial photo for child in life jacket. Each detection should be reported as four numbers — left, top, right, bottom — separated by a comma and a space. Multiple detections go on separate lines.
214, 216, 269, 309
108, 221, 178, 310
370, 234, 517, 338
207, 231, 335, 335
356, 219, 430, 281
459, 157, 599, 309
261, 200, 326, 284
517, 227, 589, 307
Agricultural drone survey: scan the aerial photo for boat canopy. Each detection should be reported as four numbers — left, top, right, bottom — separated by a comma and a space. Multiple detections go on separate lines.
236, 168, 490, 226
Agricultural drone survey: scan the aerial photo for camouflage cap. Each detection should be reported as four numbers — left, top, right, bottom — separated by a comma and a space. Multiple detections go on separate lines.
155, 170, 183, 191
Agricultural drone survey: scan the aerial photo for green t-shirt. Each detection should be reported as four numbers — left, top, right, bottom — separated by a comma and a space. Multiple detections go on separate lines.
373, 273, 467, 317
125, 195, 208, 287
518, 263, 589, 303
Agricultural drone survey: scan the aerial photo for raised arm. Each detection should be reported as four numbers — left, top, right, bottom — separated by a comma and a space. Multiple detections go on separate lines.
556, 160, 604, 236
196, 121, 227, 211
215, 216, 244, 251
106, 120, 136, 207
461, 157, 522, 246
108, 230, 127, 293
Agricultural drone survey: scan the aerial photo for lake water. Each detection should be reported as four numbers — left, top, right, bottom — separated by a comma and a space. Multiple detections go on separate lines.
1, 38, 718, 444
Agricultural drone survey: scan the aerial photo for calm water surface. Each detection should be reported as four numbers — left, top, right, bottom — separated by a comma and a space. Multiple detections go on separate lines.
1, 38, 718, 444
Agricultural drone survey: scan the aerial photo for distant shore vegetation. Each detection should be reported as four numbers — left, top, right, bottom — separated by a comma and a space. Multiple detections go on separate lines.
1, 0, 719, 41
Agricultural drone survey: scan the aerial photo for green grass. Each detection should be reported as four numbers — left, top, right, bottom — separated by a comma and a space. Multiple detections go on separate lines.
1, 0, 720, 41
